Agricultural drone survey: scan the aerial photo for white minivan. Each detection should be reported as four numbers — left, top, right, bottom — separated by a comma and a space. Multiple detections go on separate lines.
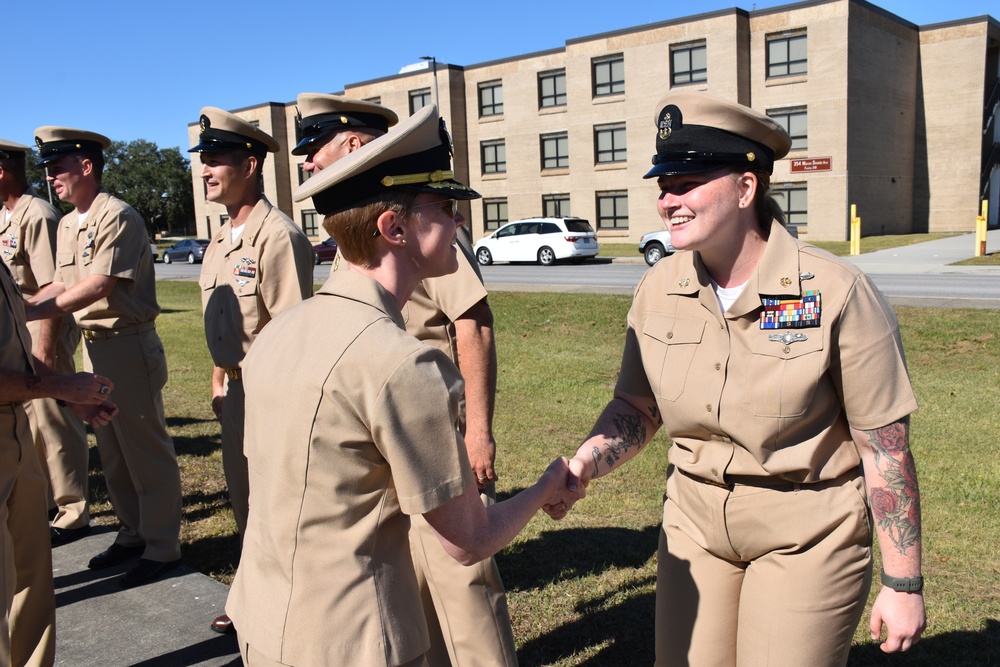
474, 217, 599, 266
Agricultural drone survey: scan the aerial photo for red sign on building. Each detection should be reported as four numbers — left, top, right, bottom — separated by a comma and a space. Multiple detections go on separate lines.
790, 157, 833, 173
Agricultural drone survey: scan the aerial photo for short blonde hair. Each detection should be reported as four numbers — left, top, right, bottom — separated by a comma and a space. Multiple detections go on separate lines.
323, 191, 417, 267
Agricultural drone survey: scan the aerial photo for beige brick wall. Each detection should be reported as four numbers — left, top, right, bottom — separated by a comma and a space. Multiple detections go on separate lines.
187, 0, 997, 243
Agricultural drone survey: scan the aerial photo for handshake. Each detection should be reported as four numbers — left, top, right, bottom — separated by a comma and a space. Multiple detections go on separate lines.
537, 456, 591, 521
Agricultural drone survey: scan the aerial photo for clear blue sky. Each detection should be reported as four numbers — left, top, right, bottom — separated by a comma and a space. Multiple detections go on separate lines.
4, 0, 995, 154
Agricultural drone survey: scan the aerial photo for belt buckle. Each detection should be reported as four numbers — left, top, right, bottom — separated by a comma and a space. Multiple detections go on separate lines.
226, 368, 241, 381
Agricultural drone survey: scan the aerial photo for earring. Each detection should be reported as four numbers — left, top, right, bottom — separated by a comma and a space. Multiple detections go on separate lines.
401, 239, 407, 246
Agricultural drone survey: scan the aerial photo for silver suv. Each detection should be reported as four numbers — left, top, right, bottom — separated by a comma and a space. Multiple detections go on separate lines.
638, 229, 675, 266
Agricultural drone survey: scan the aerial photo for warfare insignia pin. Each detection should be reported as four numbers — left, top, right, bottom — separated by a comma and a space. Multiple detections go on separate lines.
768, 332, 809, 345
236, 279, 249, 288
799, 272, 815, 281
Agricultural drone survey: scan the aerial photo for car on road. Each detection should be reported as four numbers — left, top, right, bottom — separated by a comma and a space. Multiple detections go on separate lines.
638, 229, 675, 266
162, 238, 210, 264
474, 217, 599, 266
313, 238, 338, 265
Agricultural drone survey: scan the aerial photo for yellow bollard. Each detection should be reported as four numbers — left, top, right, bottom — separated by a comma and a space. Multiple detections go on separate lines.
850, 204, 861, 256
975, 200, 988, 257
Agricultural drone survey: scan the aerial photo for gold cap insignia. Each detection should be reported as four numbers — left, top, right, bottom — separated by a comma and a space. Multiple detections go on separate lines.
746, 152, 756, 162
35, 136, 43, 149
340, 116, 348, 124
659, 112, 673, 140
199, 114, 210, 134
780, 277, 792, 287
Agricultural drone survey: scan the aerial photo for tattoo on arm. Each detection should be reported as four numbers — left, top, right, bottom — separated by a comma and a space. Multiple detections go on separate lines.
591, 411, 648, 478
865, 417, 921, 556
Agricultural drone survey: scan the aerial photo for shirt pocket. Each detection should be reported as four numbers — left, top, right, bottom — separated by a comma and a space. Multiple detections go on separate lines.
640, 314, 705, 402
744, 332, 825, 417
198, 273, 217, 291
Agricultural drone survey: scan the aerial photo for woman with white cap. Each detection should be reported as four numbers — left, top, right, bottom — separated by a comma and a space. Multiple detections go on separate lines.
557, 91, 926, 666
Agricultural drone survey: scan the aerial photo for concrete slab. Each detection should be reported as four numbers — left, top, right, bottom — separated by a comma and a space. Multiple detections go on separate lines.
52, 527, 239, 667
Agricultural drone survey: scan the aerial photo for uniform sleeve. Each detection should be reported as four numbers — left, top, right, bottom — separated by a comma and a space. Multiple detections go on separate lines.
258, 226, 314, 321
372, 347, 471, 515
23, 202, 59, 287
420, 245, 488, 322
89, 208, 147, 280
830, 274, 918, 430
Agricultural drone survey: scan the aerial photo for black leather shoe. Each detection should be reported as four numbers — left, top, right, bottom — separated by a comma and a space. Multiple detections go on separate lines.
87, 543, 145, 570
120, 558, 181, 589
210, 614, 235, 635
50, 525, 91, 547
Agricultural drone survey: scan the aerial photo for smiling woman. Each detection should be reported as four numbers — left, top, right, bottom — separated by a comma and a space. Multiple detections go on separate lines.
562, 91, 926, 667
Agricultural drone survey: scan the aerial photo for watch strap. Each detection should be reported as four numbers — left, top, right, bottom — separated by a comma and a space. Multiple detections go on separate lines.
880, 569, 924, 592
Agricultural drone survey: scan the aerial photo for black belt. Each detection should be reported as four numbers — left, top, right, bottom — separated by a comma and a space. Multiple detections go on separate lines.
82, 322, 155, 341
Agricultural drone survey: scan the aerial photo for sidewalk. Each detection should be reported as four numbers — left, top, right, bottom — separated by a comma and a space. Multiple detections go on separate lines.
52, 527, 239, 666
842, 229, 1000, 275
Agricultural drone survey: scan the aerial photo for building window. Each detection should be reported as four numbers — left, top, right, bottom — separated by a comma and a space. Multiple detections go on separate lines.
596, 191, 629, 230
481, 140, 506, 174
592, 55, 625, 97
220, 214, 230, 228
301, 209, 319, 237
479, 81, 503, 117
297, 164, 311, 185
541, 132, 569, 170
409, 88, 432, 115
768, 107, 808, 152
483, 198, 508, 231
771, 183, 808, 230
767, 33, 807, 78
671, 43, 707, 86
248, 120, 260, 128
539, 69, 567, 108
594, 123, 627, 164
542, 194, 570, 218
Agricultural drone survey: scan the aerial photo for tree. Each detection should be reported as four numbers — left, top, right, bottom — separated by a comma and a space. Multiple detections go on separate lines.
103, 140, 195, 236
24, 141, 196, 235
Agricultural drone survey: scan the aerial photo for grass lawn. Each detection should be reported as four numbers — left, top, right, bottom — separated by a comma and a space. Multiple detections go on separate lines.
86, 284, 999, 665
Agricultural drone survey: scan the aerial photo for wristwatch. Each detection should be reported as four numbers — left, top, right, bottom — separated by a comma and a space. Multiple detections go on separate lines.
880, 569, 924, 592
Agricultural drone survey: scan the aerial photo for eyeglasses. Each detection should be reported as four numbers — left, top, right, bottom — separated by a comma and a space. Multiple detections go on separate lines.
410, 198, 460, 218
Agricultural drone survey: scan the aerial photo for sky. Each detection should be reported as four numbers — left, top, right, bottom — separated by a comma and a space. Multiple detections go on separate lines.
4, 0, 996, 154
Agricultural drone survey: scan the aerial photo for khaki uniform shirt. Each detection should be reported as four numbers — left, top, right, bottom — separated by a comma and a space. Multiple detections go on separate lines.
55, 190, 158, 329
0, 261, 33, 379
403, 239, 487, 361
617, 221, 918, 484
228, 270, 472, 667
199, 198, 314, 369
1, 189, 61, 297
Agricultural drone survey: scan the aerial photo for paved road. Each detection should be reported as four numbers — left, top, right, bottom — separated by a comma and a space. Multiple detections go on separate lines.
156, 230, 1000, 308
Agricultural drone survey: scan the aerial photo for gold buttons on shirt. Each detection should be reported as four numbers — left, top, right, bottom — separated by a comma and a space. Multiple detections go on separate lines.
706, 404, 713, 412
783, 346, 791, 354
711, 467, 720, 478
715, 363, 721, 370
666, 332, 674, 339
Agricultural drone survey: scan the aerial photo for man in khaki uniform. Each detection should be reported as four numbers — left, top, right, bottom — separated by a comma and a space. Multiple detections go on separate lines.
0, 139, 91, 548
227, 104, 574, 667
26, 127, 183, 589
189, 108, 314, 634
297, 93, 515, 666
0, 255, 117, 667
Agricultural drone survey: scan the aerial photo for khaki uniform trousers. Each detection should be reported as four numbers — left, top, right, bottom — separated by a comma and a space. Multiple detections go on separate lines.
1, 405, 55, 667
24, 317, 89, 530
220, 377, 249, 538
408, 485, 518, 667
655, 468, 873, 667
240, 640, 430, 667
83, 327, 182, 562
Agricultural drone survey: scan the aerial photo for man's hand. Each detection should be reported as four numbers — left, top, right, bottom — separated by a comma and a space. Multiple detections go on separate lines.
870, 588, 926, 652
58, 373, 115, 405
467, 432, 497, 489
211, 395, 224, 421
541, 456, 588, 520
69, 400, 119, 427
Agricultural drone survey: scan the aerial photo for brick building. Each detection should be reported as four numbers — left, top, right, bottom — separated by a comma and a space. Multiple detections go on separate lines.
189, 0, 999, 243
